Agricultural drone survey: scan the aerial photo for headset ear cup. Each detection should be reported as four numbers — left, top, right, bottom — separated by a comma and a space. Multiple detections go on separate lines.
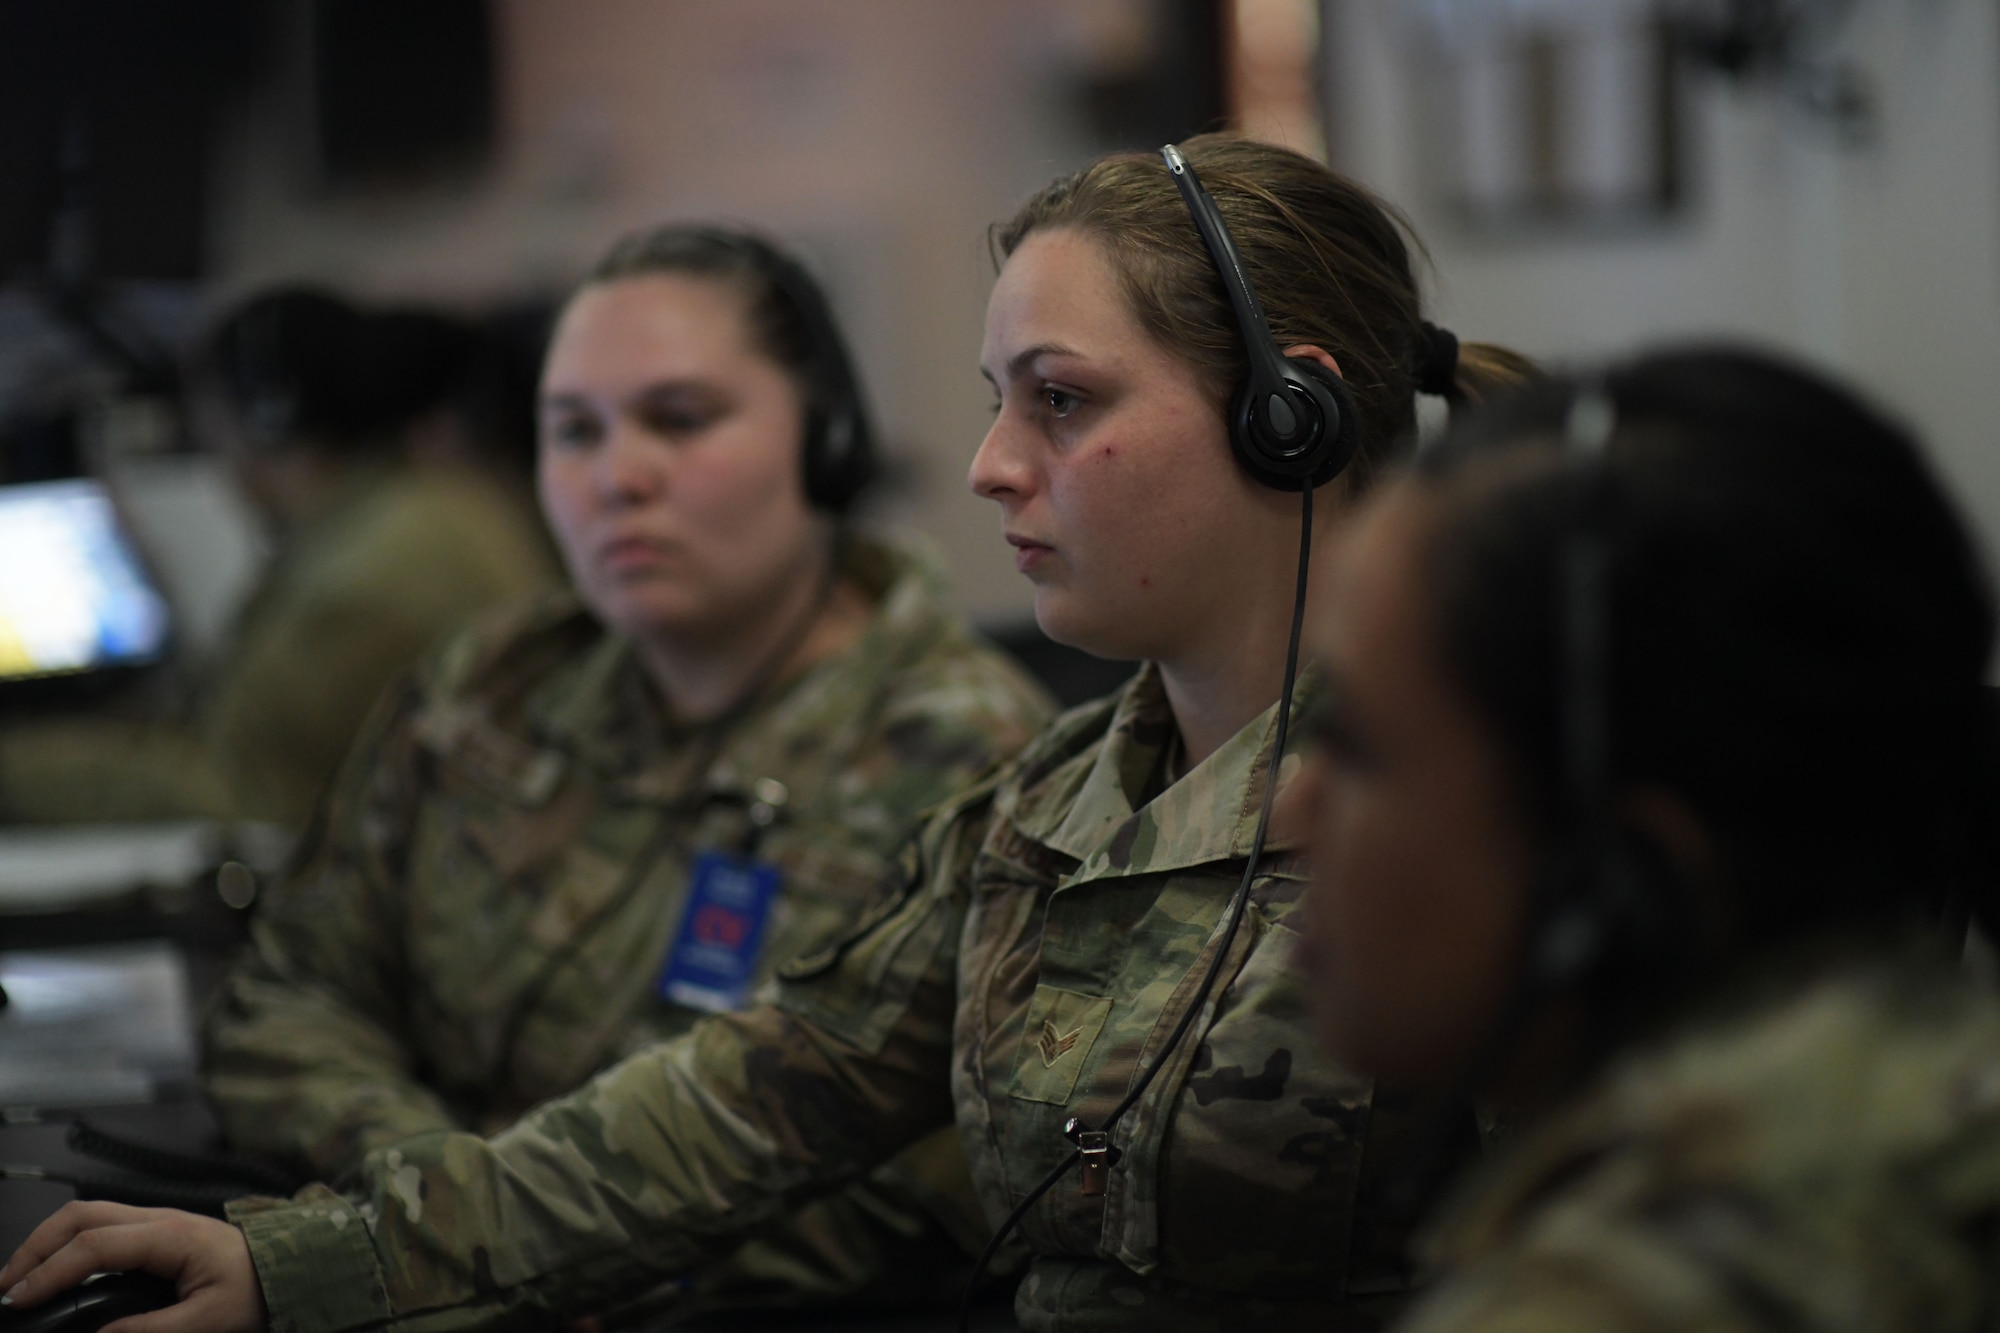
1226, 358, 1359, 491
801, 405, 832, 508
1529, 826, 1703, 997
1291, 358, 1359, 488
802, 404, 869, 512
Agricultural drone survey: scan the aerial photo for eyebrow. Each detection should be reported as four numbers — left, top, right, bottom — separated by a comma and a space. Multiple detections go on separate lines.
538, 380, 714, 411
981, 341, 1085, 386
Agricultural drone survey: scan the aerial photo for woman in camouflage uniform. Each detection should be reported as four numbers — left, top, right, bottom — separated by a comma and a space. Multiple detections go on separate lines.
0, 289, 562, 826
1292, 348, 2000, 1332
197, 226, 1055, 1320
1, 137, 1530, 1331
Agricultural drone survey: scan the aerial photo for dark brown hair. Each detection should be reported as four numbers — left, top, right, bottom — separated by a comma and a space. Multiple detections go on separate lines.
992, 134, 1534, 492
202, 286, 475, 456
1420, 347, 1998, 958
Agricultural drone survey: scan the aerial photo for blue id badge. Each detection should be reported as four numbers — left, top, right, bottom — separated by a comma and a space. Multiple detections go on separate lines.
658, 851, 782, 1013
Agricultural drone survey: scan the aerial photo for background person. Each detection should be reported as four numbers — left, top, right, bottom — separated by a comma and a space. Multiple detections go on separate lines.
0, 287, 561, 827
1290, 347, 2000, 1332
0, 135, 1531, 1333
201, 225, 1054, 1321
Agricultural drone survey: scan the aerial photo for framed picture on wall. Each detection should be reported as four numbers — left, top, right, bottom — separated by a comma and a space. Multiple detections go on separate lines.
1406, 0, 1684, 233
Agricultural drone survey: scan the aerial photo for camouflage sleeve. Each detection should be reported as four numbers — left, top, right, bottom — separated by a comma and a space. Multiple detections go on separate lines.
1397, 1227, 1775, 1333
228, 810, 978, 1333
201, 677, 462, 1179
0, 717, 237, 822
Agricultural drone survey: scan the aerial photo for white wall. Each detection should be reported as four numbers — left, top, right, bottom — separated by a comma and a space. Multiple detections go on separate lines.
1328, 0, 2000, 573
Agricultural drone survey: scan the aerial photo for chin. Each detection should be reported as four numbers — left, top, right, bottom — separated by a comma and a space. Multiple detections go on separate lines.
1033, 591, 1146, 664
588, 585, 710, 640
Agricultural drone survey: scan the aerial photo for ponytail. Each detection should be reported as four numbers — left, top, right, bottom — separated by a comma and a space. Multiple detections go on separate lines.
1454, 341, 1540, 406
1411, 320, 1538, 410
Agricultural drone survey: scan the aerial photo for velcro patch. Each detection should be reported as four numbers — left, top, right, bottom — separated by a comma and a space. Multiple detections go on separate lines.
1011, 987, 1114, 1105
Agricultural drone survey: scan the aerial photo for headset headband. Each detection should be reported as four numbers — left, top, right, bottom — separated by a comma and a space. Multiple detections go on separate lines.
1159, 144, 1354, 489
1162, 145, 1313, 448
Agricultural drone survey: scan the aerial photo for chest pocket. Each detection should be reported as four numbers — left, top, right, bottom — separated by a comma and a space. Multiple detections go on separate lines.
753, 831, 902, 979
1011, 986, 1115, 1105
413, 699, 567, 808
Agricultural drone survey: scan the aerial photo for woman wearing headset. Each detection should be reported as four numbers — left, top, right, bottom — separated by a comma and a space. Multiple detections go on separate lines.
1292, 348, 2000, 1331
197, 225, 1054, 1321
1, 137, 1529, 1331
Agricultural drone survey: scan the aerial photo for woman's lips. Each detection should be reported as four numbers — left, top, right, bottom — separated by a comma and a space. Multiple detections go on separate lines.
596, 535, 671, 574
1005, 533, 1053, 574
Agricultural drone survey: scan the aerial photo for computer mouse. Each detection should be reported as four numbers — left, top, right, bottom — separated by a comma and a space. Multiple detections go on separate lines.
0, 1272, 177, 1333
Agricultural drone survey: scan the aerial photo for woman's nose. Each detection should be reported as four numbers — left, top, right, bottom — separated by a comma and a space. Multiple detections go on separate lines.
968, 412, 1032, 503
594, 424, 665, 504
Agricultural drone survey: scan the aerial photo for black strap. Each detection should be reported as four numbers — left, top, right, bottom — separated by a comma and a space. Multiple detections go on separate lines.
1417, 322, 1461, 400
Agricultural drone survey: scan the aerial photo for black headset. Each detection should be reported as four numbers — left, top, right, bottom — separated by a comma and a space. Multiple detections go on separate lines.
1380, 380, 1697, 1230
1161, 143, 1359, 491
682, 227, 880, 514
1522, 382, 1698, 1000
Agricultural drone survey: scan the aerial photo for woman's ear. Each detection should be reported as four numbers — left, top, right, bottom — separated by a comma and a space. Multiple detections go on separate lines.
1618, 786, 1732, 957
1620, 788, 1713, 882
1282, 344, 1343, 381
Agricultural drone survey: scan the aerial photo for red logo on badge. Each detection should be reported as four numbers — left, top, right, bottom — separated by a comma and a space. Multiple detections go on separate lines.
692, 904, 751, 949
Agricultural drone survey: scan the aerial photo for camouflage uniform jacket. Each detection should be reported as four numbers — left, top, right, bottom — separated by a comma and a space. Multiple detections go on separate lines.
1398, 964, 2000, 1333
205, 536, 1053, 1317
227, 664, 1410, 1332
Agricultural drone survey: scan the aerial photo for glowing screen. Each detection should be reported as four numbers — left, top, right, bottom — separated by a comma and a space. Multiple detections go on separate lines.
0, 479, 171, 681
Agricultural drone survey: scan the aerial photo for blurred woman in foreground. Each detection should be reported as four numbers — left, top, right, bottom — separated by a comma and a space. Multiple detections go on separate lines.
1294, 347, 2000, 1331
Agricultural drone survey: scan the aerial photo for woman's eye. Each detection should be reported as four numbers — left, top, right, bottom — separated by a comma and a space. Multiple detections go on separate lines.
543, 416, 600, 449
641, 406, 715, 436
634, 389, 729, 437
1043, 387, 1081, 419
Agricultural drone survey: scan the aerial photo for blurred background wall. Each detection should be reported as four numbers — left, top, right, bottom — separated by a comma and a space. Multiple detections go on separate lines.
207, 0, 1224, 621
1329, 0, 2000, 589
1, 0, 1996, 633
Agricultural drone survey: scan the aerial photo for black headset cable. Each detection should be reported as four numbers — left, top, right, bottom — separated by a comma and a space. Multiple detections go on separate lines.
957, 486, 1315, 1330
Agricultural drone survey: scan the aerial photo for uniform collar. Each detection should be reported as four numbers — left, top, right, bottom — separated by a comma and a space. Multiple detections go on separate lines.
1020, 662, 1309, 884
521, 536, 956, 807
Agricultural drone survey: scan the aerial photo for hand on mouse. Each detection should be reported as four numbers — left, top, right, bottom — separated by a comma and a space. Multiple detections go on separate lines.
0, 1202, 265, 1333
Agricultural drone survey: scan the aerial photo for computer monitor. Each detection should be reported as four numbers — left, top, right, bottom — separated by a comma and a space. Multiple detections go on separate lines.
0, 478, 171, 682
